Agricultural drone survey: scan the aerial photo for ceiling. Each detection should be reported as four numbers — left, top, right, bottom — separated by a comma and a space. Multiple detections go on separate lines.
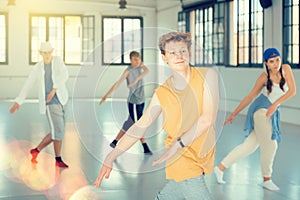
59, 0, 205, 9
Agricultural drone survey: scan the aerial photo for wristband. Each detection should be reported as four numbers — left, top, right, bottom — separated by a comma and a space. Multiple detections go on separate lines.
177, 137, 185, 148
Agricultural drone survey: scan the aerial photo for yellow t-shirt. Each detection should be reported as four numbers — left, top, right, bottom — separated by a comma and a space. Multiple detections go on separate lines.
155, 67, 216, 182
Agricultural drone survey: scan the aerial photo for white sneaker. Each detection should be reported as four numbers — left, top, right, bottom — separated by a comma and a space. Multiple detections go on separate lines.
214, 166, 226, 184
263, 180, 279, 191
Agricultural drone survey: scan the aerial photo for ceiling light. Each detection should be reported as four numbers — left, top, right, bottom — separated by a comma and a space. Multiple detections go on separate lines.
119, 0, 127, 9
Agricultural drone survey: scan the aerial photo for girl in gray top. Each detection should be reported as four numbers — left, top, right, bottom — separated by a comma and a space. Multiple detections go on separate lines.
99, 51, 152, 154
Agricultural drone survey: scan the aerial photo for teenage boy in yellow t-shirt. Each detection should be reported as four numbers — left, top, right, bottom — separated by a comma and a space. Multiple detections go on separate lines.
94, 32, 219, 200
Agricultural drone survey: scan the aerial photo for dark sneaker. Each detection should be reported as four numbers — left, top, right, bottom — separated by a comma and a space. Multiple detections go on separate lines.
144, 150, 153, 155
142, 143, 152, 155
56, 161, 69, 168
110, 139, 118, 148
30, 148, 39, 163
110, 142, 116, 148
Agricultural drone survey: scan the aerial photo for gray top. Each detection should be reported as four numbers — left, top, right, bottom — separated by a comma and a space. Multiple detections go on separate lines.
44, 63, 60, 105
126, 65, 145, 104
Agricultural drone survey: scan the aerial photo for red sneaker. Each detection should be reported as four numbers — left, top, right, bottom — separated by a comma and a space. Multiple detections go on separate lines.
30, 148, 39, 163
56, 161, 69, 168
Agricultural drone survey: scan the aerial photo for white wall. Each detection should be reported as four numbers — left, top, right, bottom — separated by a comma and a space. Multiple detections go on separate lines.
1, 0, 299, 125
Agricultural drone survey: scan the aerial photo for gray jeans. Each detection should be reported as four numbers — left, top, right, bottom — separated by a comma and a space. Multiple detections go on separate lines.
46, 104, 66, 140
155, 174, 212, 200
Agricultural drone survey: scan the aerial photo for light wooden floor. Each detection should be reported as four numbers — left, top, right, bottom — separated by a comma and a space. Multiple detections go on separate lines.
0, 100, 299, 200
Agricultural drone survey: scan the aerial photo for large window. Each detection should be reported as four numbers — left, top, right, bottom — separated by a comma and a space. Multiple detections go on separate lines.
179, 1, 226, 66
195, 7, 214, 65
102, 16, 143, 65
178, 12, 187, 32
213, 2, 225, 65
0, 13, 8, 65
82, 16, 95, 63
30, 14, 95, 65
235, 0, 263, 67
283, 0, 299, 68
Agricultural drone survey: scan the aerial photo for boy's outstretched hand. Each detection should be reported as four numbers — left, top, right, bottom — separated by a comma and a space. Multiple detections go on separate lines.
99, 96, 107, 105
10, 103, 20, 114
222, 114, 235, 126
94, 163, 112, 188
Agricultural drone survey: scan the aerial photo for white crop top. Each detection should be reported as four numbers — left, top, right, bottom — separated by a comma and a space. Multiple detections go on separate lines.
262, 83, 288, 103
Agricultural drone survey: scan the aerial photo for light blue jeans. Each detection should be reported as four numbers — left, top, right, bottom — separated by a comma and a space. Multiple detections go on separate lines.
155, 174, 212, 200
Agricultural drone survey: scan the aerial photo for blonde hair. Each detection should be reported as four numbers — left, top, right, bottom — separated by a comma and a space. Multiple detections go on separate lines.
158, 32, 192, 55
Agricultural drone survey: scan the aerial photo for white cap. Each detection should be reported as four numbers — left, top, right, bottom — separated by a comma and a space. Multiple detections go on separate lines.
39, 42, 53, 52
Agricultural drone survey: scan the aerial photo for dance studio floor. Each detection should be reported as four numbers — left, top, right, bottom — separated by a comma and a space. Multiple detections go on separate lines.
0, 99, 299, 200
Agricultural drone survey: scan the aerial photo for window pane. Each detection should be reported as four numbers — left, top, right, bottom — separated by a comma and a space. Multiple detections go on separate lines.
237, 0, 263, 66
238, 48, 244, 63
30, 15, 95, 64
0, 14, 7, 63
255, 30, 263, 47
284, 7, 292, 24
293, 5, 299, 24
292, 45, 299, 63
124, 18, 142, 63
219, 3, 224, 17
219, 49, 224, 63
187, 2, 225, 65
256, 12, 263, 29
31, 16, 46, 62
251, 47, 257, 62
103, 18, 122, 64
178, 12, 186, 32
283, 0, 299, 67
292, 26, 299, 44
287, 45, 292, 62
82, 16, 95, 63
65, 16, 82, 64
285, 0, 292, 6
284, 26, 292, 43
49, 17, 64, 58
103, 17, 143, 65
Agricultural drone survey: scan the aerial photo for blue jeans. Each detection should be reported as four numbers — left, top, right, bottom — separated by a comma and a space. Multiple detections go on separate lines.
155, 175, 212, 200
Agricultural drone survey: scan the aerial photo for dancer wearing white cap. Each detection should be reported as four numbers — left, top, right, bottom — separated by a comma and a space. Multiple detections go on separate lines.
10, 41, 69, 168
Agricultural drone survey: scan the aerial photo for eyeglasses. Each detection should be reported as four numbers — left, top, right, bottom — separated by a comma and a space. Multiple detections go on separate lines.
165, 49, 189, 57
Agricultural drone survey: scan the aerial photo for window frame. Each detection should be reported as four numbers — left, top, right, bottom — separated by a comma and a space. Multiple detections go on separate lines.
102, 16, 143, 66
282, 0, 300, 69
178, 11, 187, 32
179, 1, 226, 66
82, 15, 95, 64
236, 0, 264, 68
29, 14, 95, 65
